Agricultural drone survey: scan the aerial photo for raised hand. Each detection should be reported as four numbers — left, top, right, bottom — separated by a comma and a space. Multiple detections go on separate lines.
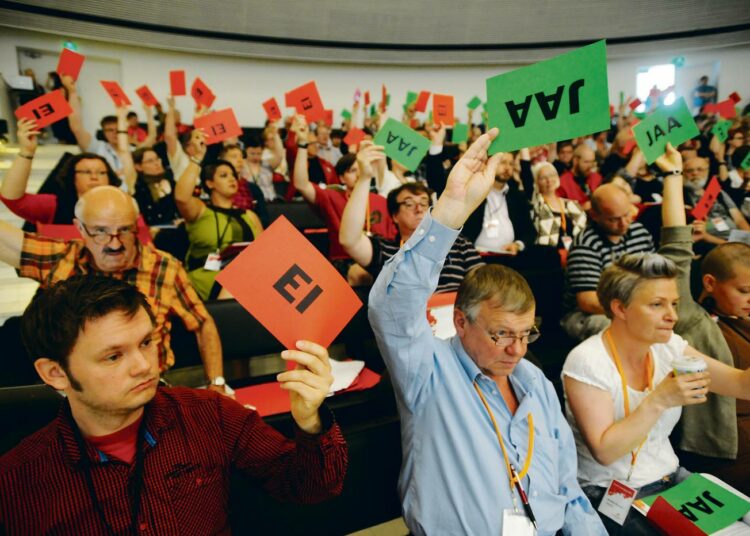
432, 128, 502, 229
429, 123, 446, 146
190, 128, 208, 162
654, 142, 682, 174
16, 118, 40, 156
277, 340, 334, 434
291, 114, 309, 139
356, 141, 385, 182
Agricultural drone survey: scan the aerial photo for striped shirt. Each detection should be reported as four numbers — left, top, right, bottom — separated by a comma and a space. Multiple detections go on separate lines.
0, 388, 347, 535
367, 233, 483, 293
565, 222, 655, 309
19, 234, 209, 371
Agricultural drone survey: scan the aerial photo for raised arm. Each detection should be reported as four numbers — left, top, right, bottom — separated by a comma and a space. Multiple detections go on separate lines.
61, 75, 92, 151
136, 104, 157, 149
290, 115, 316, 203
339, 142, 382, 266
1, 119, 38, 200
174, 130, 206, 223
164, 96, 179, 159
114, 106, 136, 193
264, 122, 284, 170
656, 143, 685, 227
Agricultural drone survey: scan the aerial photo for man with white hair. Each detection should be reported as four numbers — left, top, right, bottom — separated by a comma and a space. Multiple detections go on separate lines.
0, 185, 229, 395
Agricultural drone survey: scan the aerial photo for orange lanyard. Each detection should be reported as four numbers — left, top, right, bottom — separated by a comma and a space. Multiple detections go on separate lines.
472, 381, 535, 493
556, 198, 567, 234
604, 329, 653, 480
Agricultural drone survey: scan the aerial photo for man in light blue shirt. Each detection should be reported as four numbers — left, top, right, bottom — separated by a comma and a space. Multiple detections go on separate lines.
369, 129, 605, 536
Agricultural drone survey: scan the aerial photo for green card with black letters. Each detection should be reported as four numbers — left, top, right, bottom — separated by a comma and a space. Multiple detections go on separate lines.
632, 97, 699, 164
374, 118, 430, 171
486, 40, 610, 154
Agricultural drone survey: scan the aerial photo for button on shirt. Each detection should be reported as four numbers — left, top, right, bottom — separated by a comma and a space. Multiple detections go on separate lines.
368, 212, 605, 536
474, 185, 515, 252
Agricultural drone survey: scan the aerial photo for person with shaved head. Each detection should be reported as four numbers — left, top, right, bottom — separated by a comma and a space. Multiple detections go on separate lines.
0, 185, 230, 396
561, 183, 656, 341
557, 144, 603, 210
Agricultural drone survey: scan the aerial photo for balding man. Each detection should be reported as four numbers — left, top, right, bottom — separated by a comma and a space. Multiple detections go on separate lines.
561, 183, 655, 340
557, 145, 602, 209
0, 185, 229, 395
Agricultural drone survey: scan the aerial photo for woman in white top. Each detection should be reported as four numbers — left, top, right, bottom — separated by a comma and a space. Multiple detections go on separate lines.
563, 253, 750, 535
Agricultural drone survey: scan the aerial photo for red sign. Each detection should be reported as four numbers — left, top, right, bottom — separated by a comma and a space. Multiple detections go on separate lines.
628, 98, 642, 111
691, 176, 722, 221
169, 70, 186, 96
284, 81, 327, 123
100, 80, 131, 106
323, 109, 334, 127
343, 127, 366, 147
414, 91, 431, 113
433, 94, 455, 126
262, 97, 282, 121
728, 91, 741, 104
215, 216, 362, 350
364, 91, 371, 107
56, 48, 85, 81
715, 99, 736, 119
191, 77, 216, 108
193, 108, 242, 145
15, 89, 73, 129
135, 85, 159, 107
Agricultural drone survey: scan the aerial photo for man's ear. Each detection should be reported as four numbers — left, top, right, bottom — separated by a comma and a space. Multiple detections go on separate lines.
34, 358, 70, 391
454, 308, 468, 336
703, 273, 717, 294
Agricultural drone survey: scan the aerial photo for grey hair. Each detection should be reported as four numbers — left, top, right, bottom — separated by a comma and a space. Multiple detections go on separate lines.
531, 162, 560, 191
456, 264, 535, 321
74, 185, 140, 222
597, 253, 678, 319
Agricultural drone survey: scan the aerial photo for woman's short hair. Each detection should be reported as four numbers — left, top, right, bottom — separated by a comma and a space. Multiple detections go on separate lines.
456, 264, 535, 321
200, 159, 237, 194
531, 162, 559, 190
597, 253, 678, 319
701, 242, 750, 281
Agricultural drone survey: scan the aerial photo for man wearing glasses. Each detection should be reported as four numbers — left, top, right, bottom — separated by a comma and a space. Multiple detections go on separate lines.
339, 143, 482, 293
369, 130, 604, 535
0, 185, 229, 396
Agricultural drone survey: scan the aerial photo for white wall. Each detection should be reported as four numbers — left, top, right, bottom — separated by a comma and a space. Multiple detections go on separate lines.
1, 27, 748, 135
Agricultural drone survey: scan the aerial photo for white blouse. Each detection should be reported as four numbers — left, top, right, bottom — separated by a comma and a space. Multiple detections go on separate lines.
562, 332, 688, 488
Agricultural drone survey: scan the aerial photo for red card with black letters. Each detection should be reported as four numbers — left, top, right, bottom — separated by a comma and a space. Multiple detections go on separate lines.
414, 91, 431, 113
263, 97, 282, 121
56, 48, 85, 81
191, 77, 215, 108
169, 70, 186, 96
14, 89, 73, 129
284, 81, 326, 123
691, 176, 722, 221
100, 81, 131, 106
193, 108, 242, 145
433, 94, 455, 125
215, 216, 362, 350
135, 85, 159, 107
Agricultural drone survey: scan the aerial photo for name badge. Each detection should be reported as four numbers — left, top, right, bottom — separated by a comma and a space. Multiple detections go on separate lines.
711, 217, 730, 232
598, 479, 637, 525
502, 509, 536, 535
204, 252, 222, 271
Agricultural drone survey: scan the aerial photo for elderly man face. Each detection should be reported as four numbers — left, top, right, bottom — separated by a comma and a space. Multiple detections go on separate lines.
684, 157, 710, 189
75, 186, 139, 273
590, 184, 633, 238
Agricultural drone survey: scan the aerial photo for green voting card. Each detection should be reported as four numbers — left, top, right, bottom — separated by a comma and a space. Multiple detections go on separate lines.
641, 474, 750, 534
711, 119, 733, 143
632, 97, 699, 164
452, 123, 469, 144
741, 151, 750, 170
467, 96, 482, 110
486, 40, 610, 154
406, 91, 418, 105
374, 118, 430, 171
341, 109, 352, 120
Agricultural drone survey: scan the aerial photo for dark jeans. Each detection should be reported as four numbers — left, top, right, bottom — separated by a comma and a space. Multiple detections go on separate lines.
582, 467, 692, 535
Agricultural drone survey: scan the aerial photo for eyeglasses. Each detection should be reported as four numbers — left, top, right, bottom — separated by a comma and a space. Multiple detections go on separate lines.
397, 199, 430, 210
80, 222, 137, 244
75, 169, 109, 178
484, 325, 541, 347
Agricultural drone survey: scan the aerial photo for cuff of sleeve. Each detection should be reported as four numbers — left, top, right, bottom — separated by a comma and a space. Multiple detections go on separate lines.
429, 145, 443, 155
514, 240, 526, 252
294, 403, 336, 443
404, 211, 461, 263
660, 225, 692, 243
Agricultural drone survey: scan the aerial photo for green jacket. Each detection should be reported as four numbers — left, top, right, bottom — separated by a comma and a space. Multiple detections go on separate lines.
659, 226, 737, 459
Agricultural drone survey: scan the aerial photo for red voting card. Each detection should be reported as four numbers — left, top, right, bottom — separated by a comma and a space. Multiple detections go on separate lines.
191, 77, 216, 108
729, 92, 741, 104
364, 91, 371, 107
715, 99, 736, 119
323, 109, 334, 127
646, 497, 707, 536
703, 103, 718, 114
629, 98, 642, 111
343, 127, 366, 147
56, 48, 84, 81
169, 70, 186, 96
100, 81, 131, 106
135, 85, 159, 107
691, 176, 722, 221
415, 91, 431, 113
193, 108, 242, 145
15, 89, 73, 129
215, 216, 362, 350
433, 94, 455, 126
284, 81, 327, 123
263, 97, 282, 121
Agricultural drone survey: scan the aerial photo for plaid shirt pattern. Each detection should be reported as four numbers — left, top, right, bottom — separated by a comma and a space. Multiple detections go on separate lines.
20, 234, 208, 370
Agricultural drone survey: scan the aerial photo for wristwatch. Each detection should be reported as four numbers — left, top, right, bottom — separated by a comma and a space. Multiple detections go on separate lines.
297, 141, 309, 149
210, 376, 235, 395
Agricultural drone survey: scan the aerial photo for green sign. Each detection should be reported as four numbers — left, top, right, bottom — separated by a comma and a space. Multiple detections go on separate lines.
374, 118, 430, 172
712, 119, 733, 143
406, 91, 418, 105
467, 96, 482, 110
641, 474, 750, 534
369, 104, 376, 116
452, 123, 469, 144
740, 151, 750, 170
632, 97, 699, 164
341, 109, 352, 120
485, 40, 610, 154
